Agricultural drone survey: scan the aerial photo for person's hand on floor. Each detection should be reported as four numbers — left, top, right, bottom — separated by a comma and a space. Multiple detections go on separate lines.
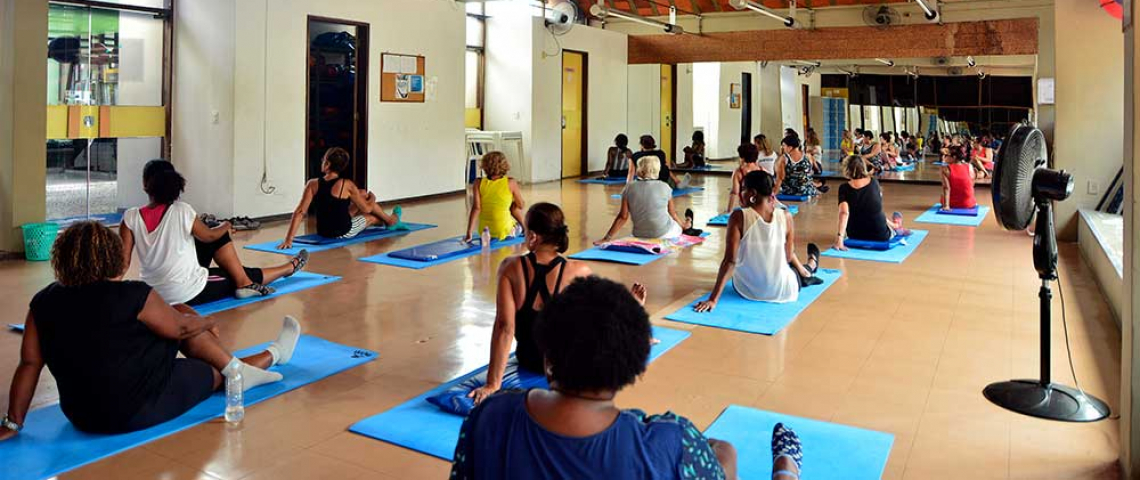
276, 240, 293, 250
694, 299, 717, 313
468, 383, 501, 406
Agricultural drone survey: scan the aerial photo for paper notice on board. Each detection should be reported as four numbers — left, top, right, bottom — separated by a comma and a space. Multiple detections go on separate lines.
401, 56, 417, 74
382, 55, 401, 74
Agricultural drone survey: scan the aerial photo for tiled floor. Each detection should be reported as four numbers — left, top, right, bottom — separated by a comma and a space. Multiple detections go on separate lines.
0, 174, 1121, 479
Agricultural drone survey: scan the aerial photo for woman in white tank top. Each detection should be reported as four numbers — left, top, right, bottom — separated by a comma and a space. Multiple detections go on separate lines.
694, 170, 823, 311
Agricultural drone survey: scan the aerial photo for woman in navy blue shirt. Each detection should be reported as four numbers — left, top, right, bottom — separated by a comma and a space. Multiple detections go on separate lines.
450, 276, 736, 479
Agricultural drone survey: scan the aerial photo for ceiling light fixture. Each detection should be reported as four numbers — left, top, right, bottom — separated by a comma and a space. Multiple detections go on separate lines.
874, 58, 895, 67
913, 0, 939, 22
589, 4, 684, 33
728, 0, 795, 28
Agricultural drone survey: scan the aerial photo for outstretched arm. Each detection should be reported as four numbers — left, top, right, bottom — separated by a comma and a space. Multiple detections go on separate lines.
468, 259, 518, 404
0, 312, 45, 441
940, 167, 952, 209
119, 221, 135, 277
464, 179, 483, 242
694, 211, 743, 312
137, 291, 218, 340
509, 180, 527, 231
279, 180, 317, 249
597, 197, 631, 245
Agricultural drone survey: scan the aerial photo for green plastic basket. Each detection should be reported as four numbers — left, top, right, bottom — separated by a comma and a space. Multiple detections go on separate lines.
21, 223, 59, 262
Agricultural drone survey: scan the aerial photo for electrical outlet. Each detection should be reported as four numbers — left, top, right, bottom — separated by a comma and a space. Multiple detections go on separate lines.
211, 111, 220, 125
1087, 180, 1100, 196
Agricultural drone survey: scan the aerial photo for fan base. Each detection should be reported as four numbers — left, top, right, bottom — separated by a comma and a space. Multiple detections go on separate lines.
983, 380, 1110, 422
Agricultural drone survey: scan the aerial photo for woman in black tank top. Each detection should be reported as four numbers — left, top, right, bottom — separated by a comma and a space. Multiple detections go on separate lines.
314, 177, 353, 238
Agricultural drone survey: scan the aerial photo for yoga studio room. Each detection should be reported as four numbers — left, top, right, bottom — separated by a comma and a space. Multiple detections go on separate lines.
2, 0, 1140, 478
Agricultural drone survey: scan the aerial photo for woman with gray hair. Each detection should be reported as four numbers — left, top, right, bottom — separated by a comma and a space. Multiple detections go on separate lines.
595, 156, 688, 245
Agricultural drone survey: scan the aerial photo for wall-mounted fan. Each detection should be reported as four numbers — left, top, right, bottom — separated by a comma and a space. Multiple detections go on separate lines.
862, 5, 900, 28
544, 1, 579, 36
982, 123, 1111, 422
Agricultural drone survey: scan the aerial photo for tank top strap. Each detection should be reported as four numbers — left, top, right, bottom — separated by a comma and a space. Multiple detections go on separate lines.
551, 257, 568, 295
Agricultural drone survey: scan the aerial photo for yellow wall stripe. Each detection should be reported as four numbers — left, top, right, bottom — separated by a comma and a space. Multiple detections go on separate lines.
48, 105, 165, 139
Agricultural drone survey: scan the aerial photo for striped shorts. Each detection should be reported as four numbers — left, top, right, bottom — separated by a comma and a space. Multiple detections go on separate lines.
338, 215, 370, 239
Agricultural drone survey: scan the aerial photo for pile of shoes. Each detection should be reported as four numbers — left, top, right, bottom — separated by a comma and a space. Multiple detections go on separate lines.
200, 214, 261, 231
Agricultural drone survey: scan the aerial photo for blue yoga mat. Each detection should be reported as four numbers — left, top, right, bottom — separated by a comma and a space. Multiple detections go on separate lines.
244, 223, 437, 255
704, 405, 893, 480
893, 164, 916, 172
192, 272, 340, 316
387, 236, 515, 262
359, 235, 526, 270
708, 206, 798, 227
915, 204, 991, 227
0, 335, 377, 480
348, 326, 690, 460
823, 230, 929, 264
568, 233, 709, 266
50, 211, 125, 229
663, 269, 841, 335
931, 161, 949, 166
777, 194, 810, 202
8, 323, 24, 332
578, 177, 627, 185
819, 170, 842, 177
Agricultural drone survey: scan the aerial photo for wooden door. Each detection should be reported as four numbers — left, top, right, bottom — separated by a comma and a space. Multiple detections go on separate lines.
561, 51, 585, 178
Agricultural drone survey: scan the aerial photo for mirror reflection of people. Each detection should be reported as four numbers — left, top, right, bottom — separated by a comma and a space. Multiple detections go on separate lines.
940, 142, 978, 211
603, 134, 633, 180
678, 131, 706, 169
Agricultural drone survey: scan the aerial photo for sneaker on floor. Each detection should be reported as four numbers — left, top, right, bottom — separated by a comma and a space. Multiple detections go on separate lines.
200, 213, 222, 228
235, 283, 276, 299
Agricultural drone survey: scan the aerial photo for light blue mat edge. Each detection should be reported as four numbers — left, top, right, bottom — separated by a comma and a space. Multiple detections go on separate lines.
195, 272, 341, 315
568, 233, 710, 266
705, 405, 894, 480
358, 235, 526, 269
708, 206, 798, 226
663, 269, 842, 335
821, 230, 930, 264
347, 326, 691, 460
244, 223, 437, 255
914, 205, 991, 226
0, 335, 378, 480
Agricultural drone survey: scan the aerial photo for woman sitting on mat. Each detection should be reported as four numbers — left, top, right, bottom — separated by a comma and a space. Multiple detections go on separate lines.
940, 143, 978, 210
464, 151, 527, 242
727, 143, 762, 213
878, 132, 900, 171
597, 157, 689, 244
833, 156, 912, 251
859, 130, 882, 173
805, 128, 824, 174
466, 203, 594, 403
632, 135, 688, 190
604, 134, 633, 179
678, 130, 707, 169
754, 134, 778, 175
121, 160, 307, 306
776, 135, 825, 197
0, 222, 299, 440
971, 133, 994, 178
695, 171, 822, 311
452, 276, 749, 480
841, 129, 855, 156
278, 147, 399, 249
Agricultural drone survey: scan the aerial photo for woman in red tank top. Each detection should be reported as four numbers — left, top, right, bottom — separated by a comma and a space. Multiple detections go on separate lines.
940, 148, 977, 210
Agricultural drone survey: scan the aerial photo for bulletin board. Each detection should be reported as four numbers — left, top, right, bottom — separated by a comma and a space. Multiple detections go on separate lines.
381, 53, 426, 103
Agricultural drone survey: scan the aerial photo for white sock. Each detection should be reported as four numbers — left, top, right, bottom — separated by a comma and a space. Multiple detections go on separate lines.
222, 357, 283, 392
266, 316, 301, 366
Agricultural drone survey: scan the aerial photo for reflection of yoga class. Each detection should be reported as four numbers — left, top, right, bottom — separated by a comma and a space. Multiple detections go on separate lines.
1, 0, 1135, 479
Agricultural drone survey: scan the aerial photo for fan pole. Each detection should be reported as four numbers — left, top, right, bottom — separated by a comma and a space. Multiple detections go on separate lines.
981, 201, 1110, 422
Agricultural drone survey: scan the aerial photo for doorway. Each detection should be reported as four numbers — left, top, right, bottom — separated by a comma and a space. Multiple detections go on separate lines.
801, 84, 811, 134
561, 50, 587, 178
741, 72, 753, 146
307, 17, 369, 187
660, 65, 675, 164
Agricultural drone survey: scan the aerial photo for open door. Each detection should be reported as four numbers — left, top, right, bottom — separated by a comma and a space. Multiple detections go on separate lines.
307, 17, 369, 187
660, 65, 674, 165
561, 51, 586, 178
741, 72, 753, 146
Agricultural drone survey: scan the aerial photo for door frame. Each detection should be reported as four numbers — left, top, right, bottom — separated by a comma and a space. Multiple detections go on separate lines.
562, 49, 588, 177
305, 16, 370, 188
663, 64, 677, 165
801, 84, 811, 135
741, 72, 753, 146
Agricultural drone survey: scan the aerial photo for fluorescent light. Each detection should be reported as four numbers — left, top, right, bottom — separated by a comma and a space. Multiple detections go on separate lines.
728, 0, 795, 28
874, 58, 895, 67
914, 0, 939, 21
794, 60, 820, 67
590, 4, 684, 34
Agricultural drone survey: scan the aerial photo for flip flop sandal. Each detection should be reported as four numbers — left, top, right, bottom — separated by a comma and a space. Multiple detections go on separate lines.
807, 243, 821, 273
772, 422, 803, 478
287, 249, 309, 277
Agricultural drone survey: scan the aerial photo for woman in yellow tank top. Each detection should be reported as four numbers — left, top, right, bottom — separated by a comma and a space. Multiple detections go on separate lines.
464, 151, 526, 241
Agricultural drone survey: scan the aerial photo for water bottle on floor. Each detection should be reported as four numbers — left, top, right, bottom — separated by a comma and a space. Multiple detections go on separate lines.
481, 227, 491, 252
225, 368, 244, 424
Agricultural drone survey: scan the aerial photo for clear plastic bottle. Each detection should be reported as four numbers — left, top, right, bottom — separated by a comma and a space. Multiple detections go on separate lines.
481, 227, 491, 252
225, 368, 244, 424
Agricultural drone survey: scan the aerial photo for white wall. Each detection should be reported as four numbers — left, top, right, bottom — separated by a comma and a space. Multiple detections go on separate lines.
780, 66, 798, 133
715, 62, 760, 158
626, 64, 660, 147
692, 62, 720, 158
674, 63, 694, 164
484, 1, 535, 180
757, 62, 783, 144
176, 0, 467, 218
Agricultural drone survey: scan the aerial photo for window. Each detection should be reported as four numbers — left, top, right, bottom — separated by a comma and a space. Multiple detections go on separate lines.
465, 3, 485, 129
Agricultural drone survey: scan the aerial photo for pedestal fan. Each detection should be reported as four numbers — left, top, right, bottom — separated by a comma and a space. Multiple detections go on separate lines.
983, 123, 1110, 422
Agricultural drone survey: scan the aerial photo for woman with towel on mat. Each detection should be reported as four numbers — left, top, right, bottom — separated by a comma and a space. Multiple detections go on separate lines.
0, 222, 300, 440
603, 134, 633, 180
121, 160, 307, 306
695, 170, 822, 312
833, 156, 913, 251
464, 151, 527, 242
596, 157, 691, 245
940, 143, 978, 211
278, 147, 400, 250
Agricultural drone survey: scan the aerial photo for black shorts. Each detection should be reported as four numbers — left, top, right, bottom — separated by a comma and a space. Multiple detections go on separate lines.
186, 266, 265, 306
194, 232, 233, 268
120, 358, 216, 433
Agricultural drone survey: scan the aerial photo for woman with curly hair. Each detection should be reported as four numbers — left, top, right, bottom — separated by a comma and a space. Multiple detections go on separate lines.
121, 160, 306, 305
451, 276, 760, 480
464, 151, 526, 242
279, 147, 400, 249
0, 221, 299, 440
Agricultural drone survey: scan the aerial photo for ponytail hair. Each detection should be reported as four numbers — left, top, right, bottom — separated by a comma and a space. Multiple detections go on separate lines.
526, 202, 570, 253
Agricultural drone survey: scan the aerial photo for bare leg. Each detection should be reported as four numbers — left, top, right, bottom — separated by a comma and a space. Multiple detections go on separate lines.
212, 242, 255, 287
179, 331, 274, 390
773, 455, 800, 479
709, 439, 738, 480
258, 263, 295, 285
